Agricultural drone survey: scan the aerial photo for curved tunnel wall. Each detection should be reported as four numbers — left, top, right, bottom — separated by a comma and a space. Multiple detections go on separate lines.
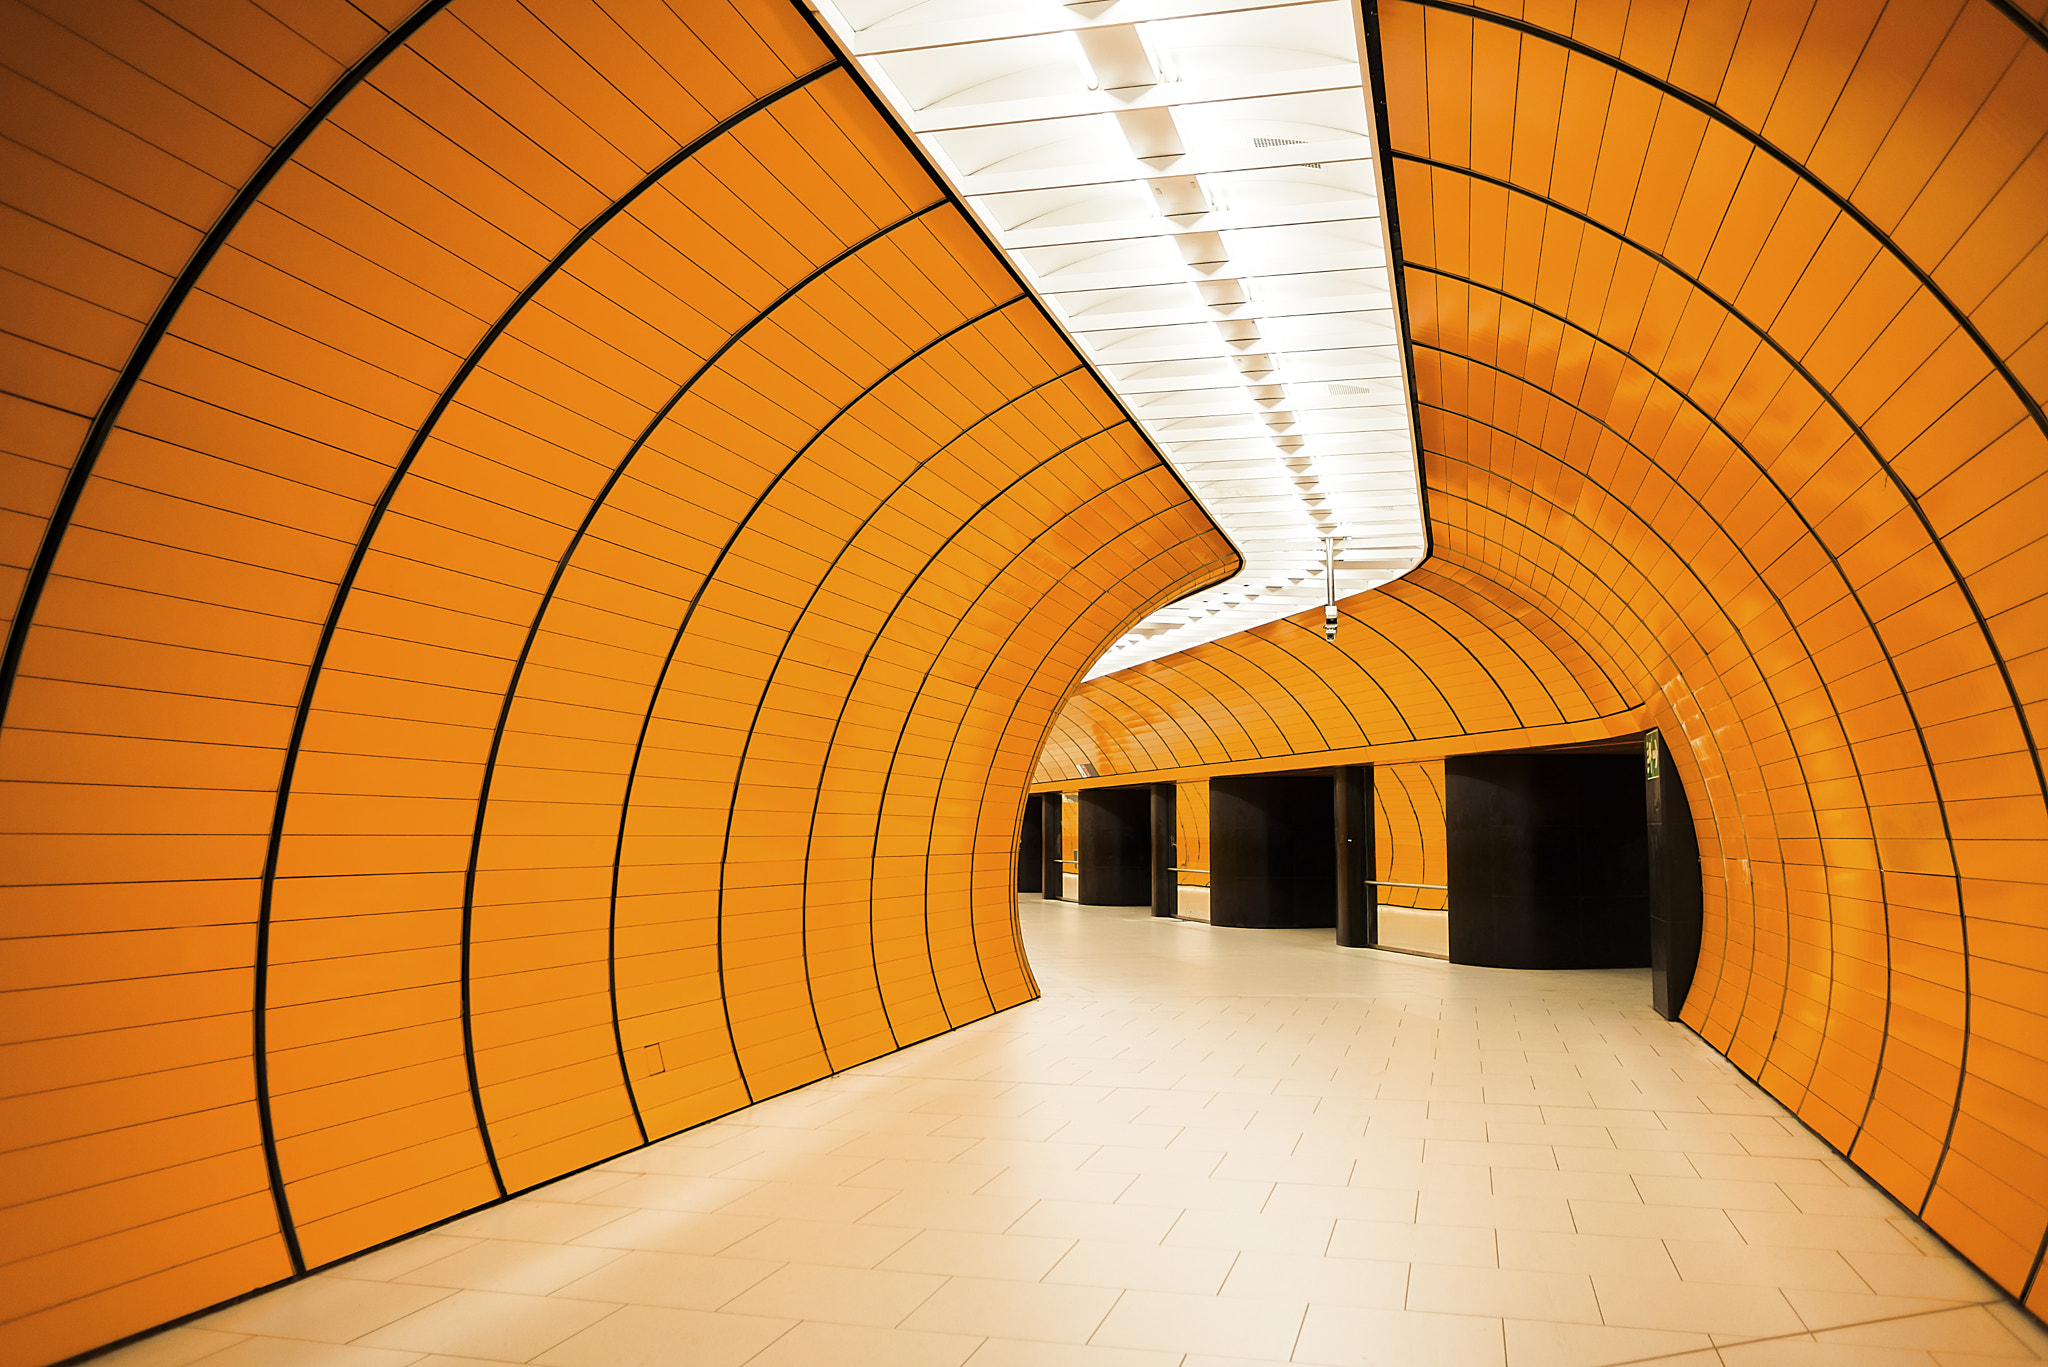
0, 2, 1235, 1361
1036, 0, 2048, 1311
1375, 761, 1447, 914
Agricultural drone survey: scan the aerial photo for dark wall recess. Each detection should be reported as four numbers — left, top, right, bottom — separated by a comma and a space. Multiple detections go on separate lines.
1018, 793, 1043, 893
1150, 782, 1178, 917
1039, 791, 1065, 902
1645, 731, 1704, 1019
1447, 752, 1650, 969
1210, 774, 1337, 928
1080, 786, 1153, 906
1335, 765, 1376, 947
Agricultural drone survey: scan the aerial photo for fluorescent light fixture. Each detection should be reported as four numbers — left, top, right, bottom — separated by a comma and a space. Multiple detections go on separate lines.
804, 0, 1427, 677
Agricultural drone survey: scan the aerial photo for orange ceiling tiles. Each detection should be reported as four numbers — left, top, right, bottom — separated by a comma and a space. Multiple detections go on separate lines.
0, 1, 1234, 1361
1036, 0, 2048, 1311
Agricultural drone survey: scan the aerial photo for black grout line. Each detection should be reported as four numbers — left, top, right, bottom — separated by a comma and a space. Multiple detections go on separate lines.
1021, 699, 1652, 794
249, 59, 856, 1231
1359, 0, 1437, 567
702, 354, 1089, 1068
789, 0, 1246, 600
453, 197, 965, 1154
51, 990, 1042, 1366
1382, 152, 2006, 1215
1700, 1012, 2048, 1353
1984, 0, 2048, 49
1406, 0, 2048, 455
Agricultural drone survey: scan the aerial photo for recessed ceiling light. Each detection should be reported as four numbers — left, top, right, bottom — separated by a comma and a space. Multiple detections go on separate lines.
805, 0, 1427, 677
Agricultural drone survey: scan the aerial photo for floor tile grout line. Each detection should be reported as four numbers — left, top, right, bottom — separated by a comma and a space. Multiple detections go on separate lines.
151, 904, 2039, 1367
1539, 1292, 2027, 1367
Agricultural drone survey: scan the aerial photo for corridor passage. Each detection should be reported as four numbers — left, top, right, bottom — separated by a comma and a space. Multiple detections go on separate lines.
108, 904, 2047, 1367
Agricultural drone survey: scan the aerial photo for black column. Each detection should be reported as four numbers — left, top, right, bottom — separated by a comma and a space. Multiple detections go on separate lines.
1017, 792, 1044, 893
1210, 774, 1337, 928
1334, 765, 1376, 947
1150, 782, 1177, 917
1039, 791, 1064, 901
1646, 731, 1704, 1020
1446, 751, 1650, 969
1079, 786, 1152, 905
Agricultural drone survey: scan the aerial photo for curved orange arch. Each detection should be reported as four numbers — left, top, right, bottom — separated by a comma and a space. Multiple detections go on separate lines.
1038, 0, 2048, 1307
5, 0, 2047, 1356
0, 3, 1233, 1360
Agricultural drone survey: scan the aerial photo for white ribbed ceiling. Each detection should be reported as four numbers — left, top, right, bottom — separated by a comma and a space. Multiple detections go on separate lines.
805, 0, 1427, 677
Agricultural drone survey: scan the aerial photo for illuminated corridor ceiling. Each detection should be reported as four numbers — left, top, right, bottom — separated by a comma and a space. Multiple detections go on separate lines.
807, 0, 1428, 677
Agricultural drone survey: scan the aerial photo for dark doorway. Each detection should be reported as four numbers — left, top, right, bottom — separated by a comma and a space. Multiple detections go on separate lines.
1334, 764, 1376, 947
1210, 773, 1336, 928
1038, 791, 1064, 901
1149, 782, 1177, 918
1646, 731, 1704, 1019
1446, 749, 1649, 969
1018, 792, 1043, 894
1079, 786, 1152, 905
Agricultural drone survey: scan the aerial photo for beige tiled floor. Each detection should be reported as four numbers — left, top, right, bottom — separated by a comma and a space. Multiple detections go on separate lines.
108, 900, 2048, 1367
1377, 905, 1449, 958
1164, 887, 1446, 964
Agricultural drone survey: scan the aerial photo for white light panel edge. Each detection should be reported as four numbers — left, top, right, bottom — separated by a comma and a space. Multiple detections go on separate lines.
804, 0, 1427, 678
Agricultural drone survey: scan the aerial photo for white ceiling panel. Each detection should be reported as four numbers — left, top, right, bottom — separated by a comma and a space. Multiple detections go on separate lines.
805, 0, 1427, 676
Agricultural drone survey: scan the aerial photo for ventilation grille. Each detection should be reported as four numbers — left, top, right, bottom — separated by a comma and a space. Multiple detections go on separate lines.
1253, 135, 1321, 169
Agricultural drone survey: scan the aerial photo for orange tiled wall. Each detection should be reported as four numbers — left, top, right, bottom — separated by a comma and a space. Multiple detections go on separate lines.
1176, 781, 1210, 887
1035, 0, 2048, 1308
0, 3, 1235, 1361
1375, 761, 1448, 913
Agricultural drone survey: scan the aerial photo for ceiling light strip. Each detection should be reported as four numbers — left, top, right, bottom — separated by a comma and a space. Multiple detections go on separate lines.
806, 0, 1426, 677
